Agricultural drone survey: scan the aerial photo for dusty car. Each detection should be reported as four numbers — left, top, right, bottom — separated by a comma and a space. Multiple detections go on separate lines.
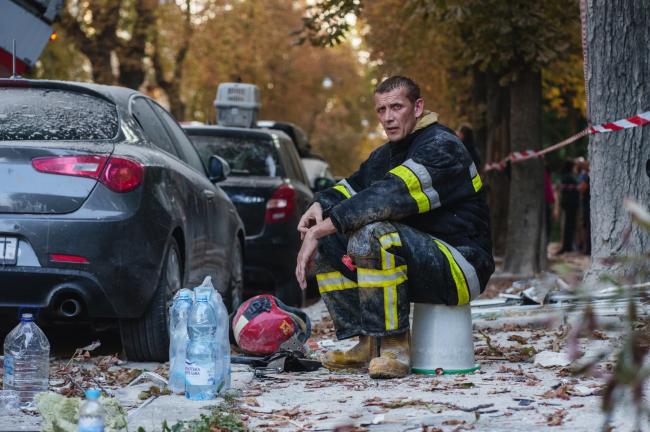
184, 125, 314, 306
0, 78, 244, 361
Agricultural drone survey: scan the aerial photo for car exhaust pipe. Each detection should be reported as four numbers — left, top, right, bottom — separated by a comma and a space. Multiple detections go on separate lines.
58, 298, 82, 318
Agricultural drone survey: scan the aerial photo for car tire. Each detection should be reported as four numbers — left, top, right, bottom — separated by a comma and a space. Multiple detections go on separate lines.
120, 239, 182, 361
224, 239, 244, 313
278, 278, 305, 308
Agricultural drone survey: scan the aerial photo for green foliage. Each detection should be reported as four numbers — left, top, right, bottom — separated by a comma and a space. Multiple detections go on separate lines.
36, 392, 127, 432
157, 396, 247, 432
295, 0, 363, 47
567, 199, 650, 429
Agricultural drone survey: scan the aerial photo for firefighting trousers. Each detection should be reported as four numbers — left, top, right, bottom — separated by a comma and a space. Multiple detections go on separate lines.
314, 222, 482, 340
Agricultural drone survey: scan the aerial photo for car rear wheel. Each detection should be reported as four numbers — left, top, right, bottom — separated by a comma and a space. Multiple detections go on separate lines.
224, 239, 244, 313
120, 239, 182, 361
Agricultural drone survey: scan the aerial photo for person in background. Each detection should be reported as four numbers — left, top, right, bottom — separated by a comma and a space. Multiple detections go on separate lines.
456, 124, 482, 170
558, 159, 580, 254
576, 158, 591, 255
543, 164, 556, 248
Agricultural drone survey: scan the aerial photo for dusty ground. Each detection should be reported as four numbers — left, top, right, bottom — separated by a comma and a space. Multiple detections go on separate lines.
1, 250, 649, 431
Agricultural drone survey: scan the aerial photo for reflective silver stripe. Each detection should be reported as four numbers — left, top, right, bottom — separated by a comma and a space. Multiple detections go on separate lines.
358, 266, 408, 287
434, 238, 480, 300
386, 286, 396, 330
338, 179, 357, 196
469, 162, 478, 178
402, 159, 441, 209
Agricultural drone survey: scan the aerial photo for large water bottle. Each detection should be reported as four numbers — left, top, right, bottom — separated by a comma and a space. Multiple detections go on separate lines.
3, 313, 50, 408
185, 294, 220, 400
168, 289, 193, 394
213, 291, 231, 392
78, 388, 104, 432
195, 278, 230, 393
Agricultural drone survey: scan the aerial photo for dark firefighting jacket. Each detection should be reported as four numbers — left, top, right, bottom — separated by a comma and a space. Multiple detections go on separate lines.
315, 112, 495, 294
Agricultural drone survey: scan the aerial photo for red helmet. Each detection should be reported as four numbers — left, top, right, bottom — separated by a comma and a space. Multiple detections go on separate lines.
232, 295, 311, 355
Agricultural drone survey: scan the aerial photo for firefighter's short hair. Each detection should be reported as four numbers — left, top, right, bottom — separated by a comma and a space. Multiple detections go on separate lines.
375, 76, 421, 103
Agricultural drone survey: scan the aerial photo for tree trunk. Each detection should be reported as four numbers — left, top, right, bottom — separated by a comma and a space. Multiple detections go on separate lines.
116, 0, 157, 89
503, 66, 545, 275
584, 0, 650, 283
471, 67, 487, 166
484, 73, 510, 257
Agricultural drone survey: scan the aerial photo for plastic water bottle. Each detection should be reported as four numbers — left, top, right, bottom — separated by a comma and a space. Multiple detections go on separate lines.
3, 313, 50, 408
78, 388, 104, 432
168, 289, 193, 394
185, 294, 219, 400
213, 291, 231, 392
195, 278, 230, 393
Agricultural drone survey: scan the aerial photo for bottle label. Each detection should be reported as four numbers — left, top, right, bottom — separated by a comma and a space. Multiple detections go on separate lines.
3, 355, 14, 386
78, 417, 104, 432
185, 361, 214, 386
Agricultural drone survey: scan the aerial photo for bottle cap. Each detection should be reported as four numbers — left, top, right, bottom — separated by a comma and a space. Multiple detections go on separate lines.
20, 313, 34, 322
85, 389, 101, 399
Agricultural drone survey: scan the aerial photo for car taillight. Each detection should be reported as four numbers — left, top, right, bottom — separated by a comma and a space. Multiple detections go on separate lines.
50, 254, 89, 264
265, 184, 296, 224
32, 155, 108, 179
32, 155, 144, 193
100, 157, 144, 193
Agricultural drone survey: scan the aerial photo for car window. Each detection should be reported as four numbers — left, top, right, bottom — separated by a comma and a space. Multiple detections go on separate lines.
0, 87, 118, 141
280, 137, 308, 185
149, 102, 206, 174
188, 134, 284, 177
130, 97, 178, 156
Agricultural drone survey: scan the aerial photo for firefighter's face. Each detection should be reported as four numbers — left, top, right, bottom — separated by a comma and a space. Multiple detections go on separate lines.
374, 87, 424, 142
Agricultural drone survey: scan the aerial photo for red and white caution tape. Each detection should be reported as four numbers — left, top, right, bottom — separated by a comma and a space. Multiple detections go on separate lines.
483, 110, 650, 172
589, 111, 650, 133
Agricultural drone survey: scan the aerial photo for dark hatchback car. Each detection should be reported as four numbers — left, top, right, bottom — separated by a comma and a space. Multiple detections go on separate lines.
184, 125, 313, 306
0, 79, 244, 361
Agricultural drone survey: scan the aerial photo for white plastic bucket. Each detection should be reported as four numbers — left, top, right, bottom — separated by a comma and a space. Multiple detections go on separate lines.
410, 303, 479, 375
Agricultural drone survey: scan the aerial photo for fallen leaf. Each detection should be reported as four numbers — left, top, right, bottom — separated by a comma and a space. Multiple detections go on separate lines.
442, 419, 465, 425
546, 408, 568, 426
507, 335, 528, 344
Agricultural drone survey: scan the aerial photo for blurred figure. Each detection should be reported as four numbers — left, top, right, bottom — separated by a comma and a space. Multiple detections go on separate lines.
456, 124, 482, 169
543, 164, 556, 247
558, 159, 579, 254
576, 158, 591, 255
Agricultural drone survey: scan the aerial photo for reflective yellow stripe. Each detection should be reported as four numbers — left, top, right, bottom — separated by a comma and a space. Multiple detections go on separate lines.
358, 265, 408, 288
472, 174, 482, 192
434, 240, 470, 305
384, 285, 398, 331
379, 232, 402, 249
316, 271, 357, 293
389, 165, 429, 213
332, 184, 351, 199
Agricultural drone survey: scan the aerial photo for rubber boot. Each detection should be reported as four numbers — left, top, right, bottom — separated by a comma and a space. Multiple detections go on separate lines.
321, 335, 378, 370
369, 331, 410, 379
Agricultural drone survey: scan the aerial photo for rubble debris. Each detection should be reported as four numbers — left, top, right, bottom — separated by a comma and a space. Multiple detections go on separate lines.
535, 351, 572, 368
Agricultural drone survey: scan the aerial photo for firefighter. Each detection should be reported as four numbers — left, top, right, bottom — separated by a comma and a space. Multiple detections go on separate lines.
295, 76, 494, 379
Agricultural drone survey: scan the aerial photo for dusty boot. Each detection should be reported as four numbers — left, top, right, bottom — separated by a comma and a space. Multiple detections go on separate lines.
369, 332, 410, 379
321, 335, 378, 370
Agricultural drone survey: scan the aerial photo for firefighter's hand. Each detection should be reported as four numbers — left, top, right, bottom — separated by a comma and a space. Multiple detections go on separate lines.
296, 230, 318, 290
296, 219, 337, 289
298, 203, 323, 240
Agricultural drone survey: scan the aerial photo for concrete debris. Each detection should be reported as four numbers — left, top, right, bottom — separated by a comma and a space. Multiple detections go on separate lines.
534, 351, 572, 368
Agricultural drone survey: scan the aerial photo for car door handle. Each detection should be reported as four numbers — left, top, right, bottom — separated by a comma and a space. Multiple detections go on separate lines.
202, 189, 216, 200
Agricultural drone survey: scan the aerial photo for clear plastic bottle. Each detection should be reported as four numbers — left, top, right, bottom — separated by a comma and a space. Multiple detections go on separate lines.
3, 313, 50, 408
195, 281, 230, 393
185, 294, 220, 400
78, 388, 104, 432
168, 289, 193, 394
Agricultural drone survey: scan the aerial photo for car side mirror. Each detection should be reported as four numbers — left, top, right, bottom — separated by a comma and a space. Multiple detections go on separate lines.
208, 155, 230, 182
313, 177, 335, 192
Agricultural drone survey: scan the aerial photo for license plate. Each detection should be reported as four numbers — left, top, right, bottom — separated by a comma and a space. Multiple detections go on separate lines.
0, 237, 18, 265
